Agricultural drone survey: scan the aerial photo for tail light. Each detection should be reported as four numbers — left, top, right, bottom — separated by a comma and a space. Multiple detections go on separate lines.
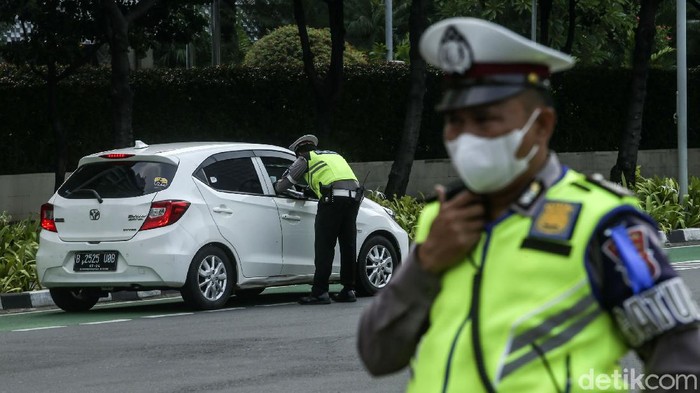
140, 200, 190, 231
41, 203, 57, 232
100, 153, 134, 159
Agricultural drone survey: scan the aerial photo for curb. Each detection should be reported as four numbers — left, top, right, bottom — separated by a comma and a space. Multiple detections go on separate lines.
658, 231, 668, 244
0, 289, 172, 311
666, 228, 700, 243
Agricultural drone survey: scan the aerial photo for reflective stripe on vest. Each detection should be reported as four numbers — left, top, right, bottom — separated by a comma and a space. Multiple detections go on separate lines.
407, 169, 640, 393
305, 150, 357, 198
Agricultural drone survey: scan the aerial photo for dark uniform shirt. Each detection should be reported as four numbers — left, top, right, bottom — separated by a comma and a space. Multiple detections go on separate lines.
274, 152, 359, 195
274, 154, 309, 194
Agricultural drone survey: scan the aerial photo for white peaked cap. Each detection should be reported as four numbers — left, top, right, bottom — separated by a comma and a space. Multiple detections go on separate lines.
289, 134, 318, 152
419, 17, 576, 111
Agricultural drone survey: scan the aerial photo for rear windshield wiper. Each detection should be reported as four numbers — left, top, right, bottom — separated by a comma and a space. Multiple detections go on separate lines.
67, 188, 104, 204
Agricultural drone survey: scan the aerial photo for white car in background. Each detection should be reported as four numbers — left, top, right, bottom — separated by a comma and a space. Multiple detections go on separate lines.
36, 141, 409, 312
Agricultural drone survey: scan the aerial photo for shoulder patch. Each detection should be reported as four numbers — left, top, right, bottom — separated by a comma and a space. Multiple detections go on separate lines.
585, 173, 634, 197
601, 224, 662, 289
530, 200, 582, 241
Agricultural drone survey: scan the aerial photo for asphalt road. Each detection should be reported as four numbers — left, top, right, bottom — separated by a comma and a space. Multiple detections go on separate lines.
0, 286, 408, 393
2, 264, 700, 393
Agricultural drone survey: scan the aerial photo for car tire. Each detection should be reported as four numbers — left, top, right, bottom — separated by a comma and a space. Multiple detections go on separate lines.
356, 235, 398, 296
49, 288, 100, 312
235, 288, 265, 299
181, 246, 234, 310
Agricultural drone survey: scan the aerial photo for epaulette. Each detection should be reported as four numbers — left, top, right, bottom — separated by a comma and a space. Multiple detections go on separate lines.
582, 173, 634, 198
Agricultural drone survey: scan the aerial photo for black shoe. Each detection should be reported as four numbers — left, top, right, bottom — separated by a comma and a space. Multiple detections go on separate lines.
332, 289, 356, 303
298, 292, 331, 305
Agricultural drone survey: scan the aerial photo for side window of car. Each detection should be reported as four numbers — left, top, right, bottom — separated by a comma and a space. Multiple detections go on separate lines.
260, 156, 309, 187
202, 158, 263, 194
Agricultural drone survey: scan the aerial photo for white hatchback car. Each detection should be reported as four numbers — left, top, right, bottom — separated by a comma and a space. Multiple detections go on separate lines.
36, 141, 409, 311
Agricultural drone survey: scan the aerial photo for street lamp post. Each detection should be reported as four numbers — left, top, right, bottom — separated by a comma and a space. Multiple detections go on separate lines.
386, 0, 393, 61
531, 0, 537, 41
677, 0, 688, 201
211, 0, 221, 66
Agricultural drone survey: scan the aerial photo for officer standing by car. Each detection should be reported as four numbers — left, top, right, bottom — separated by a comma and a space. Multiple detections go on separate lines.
357, 17, 700, 392
275, 135, 362, 305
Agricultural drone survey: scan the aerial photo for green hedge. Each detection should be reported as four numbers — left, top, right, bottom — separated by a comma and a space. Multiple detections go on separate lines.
368, 171, 700, 240
2, 169, 700, 293
1, 63, 698, 175
0, 213, 40, 293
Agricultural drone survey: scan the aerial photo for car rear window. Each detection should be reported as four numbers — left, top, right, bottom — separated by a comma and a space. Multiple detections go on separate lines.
58, 161, 177, 199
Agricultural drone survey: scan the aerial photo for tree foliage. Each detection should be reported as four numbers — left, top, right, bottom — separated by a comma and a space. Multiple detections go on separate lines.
344, 0, 411, 51
0, 1, 101, 69
242, 25, 367, 69
0, 0, 107, 190
434, 0, 640, 67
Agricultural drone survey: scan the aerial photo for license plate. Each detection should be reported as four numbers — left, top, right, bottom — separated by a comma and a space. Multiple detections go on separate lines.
73, 251, 118, 272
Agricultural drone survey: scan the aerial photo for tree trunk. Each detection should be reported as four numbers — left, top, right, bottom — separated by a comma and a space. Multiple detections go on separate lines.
384, 0, 428, 197
107, 11, 134, 148
222, 0, 241, 63
539, 0, 553, 45
293, 0, 345, 141
101, 0, 158, 148
47, 61, 66, 191
610, 0, 661, 186
563, 0, 577, 54
326, 0, 344, 106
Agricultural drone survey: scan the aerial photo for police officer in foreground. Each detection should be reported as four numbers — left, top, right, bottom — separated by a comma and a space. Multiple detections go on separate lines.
275, 135, 362, 305
357, 18, 700, 392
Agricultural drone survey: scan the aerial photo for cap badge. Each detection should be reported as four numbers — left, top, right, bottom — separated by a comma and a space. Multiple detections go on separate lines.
438, 25, 472, 74
527, 72, 540, 84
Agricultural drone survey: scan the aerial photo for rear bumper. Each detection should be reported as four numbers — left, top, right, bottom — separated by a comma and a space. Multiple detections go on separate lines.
37, 225, 197, 289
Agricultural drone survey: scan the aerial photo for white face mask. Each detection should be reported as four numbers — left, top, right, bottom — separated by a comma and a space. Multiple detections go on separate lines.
445, 108, 541, 194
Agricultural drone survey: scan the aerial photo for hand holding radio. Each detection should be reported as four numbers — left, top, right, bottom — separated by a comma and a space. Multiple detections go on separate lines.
417, 185, 486, 274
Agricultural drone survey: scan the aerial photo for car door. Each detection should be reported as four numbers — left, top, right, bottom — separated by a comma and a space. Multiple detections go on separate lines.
193, 152, 283, 278
256, 153, 341, 276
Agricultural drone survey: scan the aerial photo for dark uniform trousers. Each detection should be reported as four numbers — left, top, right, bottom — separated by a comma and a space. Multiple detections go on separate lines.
312, 195, 360, 296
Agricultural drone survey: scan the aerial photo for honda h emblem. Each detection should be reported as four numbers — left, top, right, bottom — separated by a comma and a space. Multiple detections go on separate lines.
89, 209, 100, 220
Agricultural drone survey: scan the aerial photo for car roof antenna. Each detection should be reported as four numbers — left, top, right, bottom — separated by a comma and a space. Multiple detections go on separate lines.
134, 140, 149, 149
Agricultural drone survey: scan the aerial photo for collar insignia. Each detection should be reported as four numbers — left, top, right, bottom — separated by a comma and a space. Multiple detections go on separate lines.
517, 180, 544, 209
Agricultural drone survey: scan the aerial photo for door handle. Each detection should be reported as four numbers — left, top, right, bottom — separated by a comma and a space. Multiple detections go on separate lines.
212, 206, 233, 214
281, 214, 301, 221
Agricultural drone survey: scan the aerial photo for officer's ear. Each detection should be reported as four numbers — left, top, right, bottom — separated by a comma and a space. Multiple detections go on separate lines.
535, 106, 556, 143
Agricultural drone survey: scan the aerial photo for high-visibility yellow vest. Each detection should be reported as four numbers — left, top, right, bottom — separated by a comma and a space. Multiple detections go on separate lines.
305, 150, 357, 198
407, 169, 641, 393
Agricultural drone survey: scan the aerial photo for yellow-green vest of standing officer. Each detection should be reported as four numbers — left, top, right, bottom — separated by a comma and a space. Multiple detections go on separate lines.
408, 170, 641, 393
305, 150, 358, 199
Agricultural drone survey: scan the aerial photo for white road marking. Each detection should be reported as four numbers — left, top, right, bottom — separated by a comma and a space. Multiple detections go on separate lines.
12, 325, 66, 332
672, 261, 700, 271
142, 312, 194, 319
204, 307, 245, 313
80, 319, 131, 325
1, 308, 57, 317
